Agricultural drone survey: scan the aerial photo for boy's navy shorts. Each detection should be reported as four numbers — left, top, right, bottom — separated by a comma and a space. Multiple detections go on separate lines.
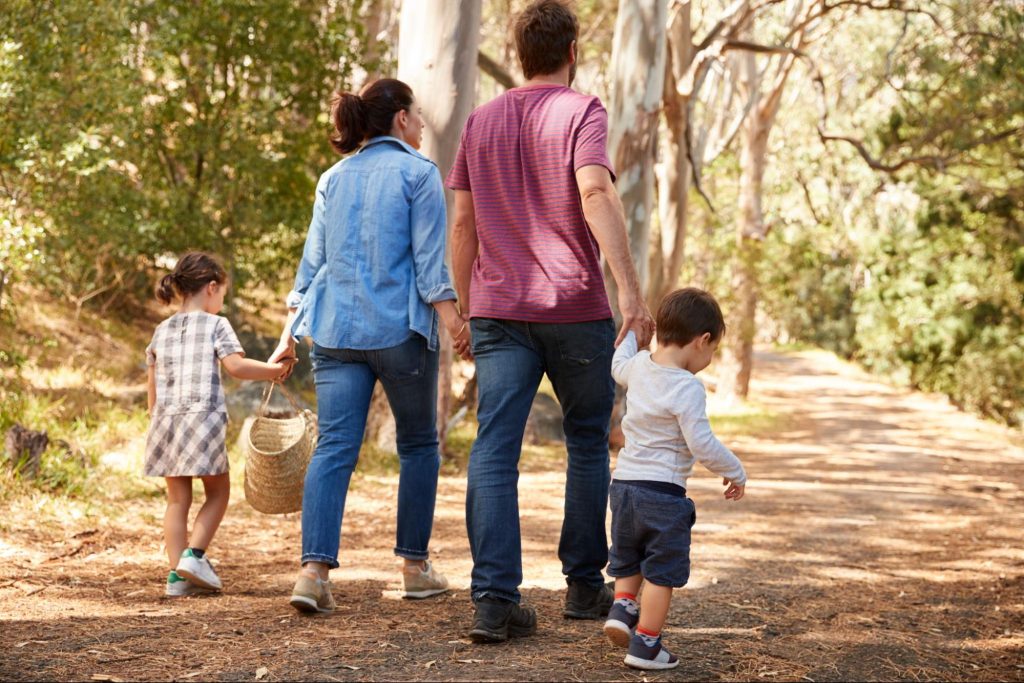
607, 480, 697, 588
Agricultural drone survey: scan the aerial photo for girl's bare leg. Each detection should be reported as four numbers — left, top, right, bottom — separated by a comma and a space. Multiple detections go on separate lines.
164, 477, 193, 568
189, 473, 230, 551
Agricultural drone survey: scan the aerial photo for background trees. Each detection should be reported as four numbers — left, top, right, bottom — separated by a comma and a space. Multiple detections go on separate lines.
1, 0, 1021, 428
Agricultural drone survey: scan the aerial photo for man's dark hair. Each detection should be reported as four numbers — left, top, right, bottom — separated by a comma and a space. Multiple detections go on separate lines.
514, 1, 579, 80
656, 288, 726, 347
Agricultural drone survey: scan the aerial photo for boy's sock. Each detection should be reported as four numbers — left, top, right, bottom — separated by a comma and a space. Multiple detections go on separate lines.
189, 548, 206, 559
614, 592, 639, 615
636, 626, 661, 648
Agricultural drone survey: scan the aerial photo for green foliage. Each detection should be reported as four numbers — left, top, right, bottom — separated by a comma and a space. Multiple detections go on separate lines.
0, 0, 369, 307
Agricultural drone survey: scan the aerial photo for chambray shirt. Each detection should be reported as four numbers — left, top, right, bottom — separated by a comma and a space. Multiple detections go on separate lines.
287, 136, 456, 351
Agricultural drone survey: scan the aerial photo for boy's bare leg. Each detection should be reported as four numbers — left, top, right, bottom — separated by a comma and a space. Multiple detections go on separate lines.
164, 476, 193, 568
189, 473, 230, 551
614, 574, 643, 598
637, 583, 672, 635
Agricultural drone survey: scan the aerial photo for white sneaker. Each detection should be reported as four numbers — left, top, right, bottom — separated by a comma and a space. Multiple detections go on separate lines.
175, 549, 223, 590
165, 570, 213, 597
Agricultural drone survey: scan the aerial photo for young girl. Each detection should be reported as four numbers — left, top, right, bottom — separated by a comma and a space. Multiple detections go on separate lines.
146, 252, 291, 597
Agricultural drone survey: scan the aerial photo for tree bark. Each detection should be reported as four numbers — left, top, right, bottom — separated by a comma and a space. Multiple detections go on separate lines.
652, 2, 693, 309
398, 0, 481, 448
606, 0, 668, 310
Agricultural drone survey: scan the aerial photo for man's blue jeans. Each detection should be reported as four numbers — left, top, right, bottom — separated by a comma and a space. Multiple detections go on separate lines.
301, 335, 440, 568
467, 317, 616, 603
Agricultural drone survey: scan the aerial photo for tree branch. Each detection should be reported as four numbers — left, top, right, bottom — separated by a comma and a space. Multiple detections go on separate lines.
477, 51, 518, 90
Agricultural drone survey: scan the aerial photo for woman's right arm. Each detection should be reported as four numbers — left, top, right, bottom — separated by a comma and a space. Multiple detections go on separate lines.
270, 174, 329, 365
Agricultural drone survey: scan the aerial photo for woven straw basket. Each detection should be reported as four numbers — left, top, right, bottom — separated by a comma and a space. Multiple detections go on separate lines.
243, 383, 317, 514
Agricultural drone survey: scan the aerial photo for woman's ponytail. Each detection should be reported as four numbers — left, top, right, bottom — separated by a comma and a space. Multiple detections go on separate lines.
330, 92, 368, 155
327, 79, 414, 155
156, 273, 177, 305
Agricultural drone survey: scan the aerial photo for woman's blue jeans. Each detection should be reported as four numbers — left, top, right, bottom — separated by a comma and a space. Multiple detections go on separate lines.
300, 335, 440, 568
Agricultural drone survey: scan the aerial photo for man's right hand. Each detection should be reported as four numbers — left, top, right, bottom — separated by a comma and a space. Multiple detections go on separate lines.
616, 290, 655, 348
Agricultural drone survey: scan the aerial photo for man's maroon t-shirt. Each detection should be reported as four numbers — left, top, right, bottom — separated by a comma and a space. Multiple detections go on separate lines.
446, 84, 615, 323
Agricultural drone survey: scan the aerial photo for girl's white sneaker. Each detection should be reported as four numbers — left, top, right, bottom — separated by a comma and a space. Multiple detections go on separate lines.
175, 549, 223, 590
165, 570, 213, 597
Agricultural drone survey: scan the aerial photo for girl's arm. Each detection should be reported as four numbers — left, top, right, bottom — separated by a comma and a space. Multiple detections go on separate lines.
221, 353, 289, 381
147, 365, 156, 414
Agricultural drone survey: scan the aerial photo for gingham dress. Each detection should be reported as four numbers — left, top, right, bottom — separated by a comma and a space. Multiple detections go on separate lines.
144, 312, 244, 477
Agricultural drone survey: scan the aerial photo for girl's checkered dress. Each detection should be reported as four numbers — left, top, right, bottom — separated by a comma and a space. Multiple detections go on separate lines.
144, 311, 244, 477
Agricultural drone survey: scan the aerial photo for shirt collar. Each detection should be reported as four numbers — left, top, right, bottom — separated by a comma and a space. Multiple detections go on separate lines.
359, 135, 433, 164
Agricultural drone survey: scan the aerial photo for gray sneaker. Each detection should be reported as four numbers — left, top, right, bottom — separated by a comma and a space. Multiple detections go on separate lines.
290, 573, 336, 613
403, 560, 449, 599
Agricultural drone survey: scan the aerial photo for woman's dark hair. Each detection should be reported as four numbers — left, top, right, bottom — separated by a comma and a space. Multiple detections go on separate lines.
329, 78, 414, 154
656, 288, 727, 347
156, 252, 227, 305
514, 0, 579, 80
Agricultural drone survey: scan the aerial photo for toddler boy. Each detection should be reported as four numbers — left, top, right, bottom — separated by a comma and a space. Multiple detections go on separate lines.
604, 287, 747, 670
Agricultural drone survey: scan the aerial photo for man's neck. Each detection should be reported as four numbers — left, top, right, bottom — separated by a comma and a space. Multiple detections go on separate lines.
523, 69, 570, 88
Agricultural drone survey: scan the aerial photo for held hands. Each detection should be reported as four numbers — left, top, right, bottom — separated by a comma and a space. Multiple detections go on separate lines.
268, 336, 298, 381
723, 478, 745, 501
447, 312, 473, 361
616, 290, 655, 348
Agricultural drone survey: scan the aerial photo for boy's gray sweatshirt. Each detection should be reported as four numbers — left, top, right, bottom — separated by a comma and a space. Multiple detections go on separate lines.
611, 331, 747, 489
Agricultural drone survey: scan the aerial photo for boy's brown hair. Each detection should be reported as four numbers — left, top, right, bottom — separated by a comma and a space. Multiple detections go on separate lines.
513, 1, 579, 80
656, 287, 726, 347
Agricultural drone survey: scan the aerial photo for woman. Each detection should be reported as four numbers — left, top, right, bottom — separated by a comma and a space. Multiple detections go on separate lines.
270, 78, 470, 612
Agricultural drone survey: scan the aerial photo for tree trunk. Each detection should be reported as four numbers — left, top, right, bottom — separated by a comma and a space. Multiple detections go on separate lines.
361, 0, 399, 83
652, 2, 693, 309
398, 0, 481, 449
606, 0, 668, 310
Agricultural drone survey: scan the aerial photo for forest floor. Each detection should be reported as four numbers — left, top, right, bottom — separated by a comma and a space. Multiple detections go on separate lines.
2, 348, 1024, 682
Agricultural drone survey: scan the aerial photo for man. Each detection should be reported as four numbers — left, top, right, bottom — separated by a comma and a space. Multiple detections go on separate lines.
446, 0, 655, 643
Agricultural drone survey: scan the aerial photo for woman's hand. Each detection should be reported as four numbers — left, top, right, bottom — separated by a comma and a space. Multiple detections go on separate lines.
448, 314, 473, 361
435, 300, 473, 361
269, 317, 298, 380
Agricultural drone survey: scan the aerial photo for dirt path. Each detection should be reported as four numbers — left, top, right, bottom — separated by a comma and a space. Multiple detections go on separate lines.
2, 349, 1023, 681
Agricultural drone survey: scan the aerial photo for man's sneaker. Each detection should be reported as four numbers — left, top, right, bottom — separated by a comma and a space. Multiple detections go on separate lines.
175, 549, 222, 590
469, 596, 537, 643
563, 580, 614, 619
624, 634, 679, 671
290, 573, 336, 614
165, 570, 213, 598
403, 560, 449, 599
604, 601, 640, 647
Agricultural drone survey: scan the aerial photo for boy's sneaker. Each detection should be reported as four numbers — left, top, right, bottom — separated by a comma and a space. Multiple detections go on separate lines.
469, 596, 537, 643
165, 570, 212, 598
624, 633, 679, 671
403, 560, 449, 599
175, 549, 222, 591
290, 573, 336, 614
604, 601, 640, 647
563, 580, 614, 619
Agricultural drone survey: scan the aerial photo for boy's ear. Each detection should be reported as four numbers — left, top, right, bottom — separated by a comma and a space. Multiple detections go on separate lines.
700, 332, 712, 347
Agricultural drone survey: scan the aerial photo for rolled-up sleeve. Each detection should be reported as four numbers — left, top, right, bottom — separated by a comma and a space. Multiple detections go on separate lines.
410, 165, 457, 304
286, 173, 329, 309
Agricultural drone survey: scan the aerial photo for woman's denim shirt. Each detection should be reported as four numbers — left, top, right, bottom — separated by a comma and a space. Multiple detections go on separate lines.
287, 136, 456, 351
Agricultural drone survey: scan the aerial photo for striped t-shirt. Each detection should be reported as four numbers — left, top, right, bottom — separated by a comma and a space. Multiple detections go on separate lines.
446, 84, 615, 323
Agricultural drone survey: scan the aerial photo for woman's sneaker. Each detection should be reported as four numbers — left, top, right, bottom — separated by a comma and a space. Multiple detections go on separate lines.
290, 573, 336, 613
175, 549, 223, 590
624, 633, 679, 670
604, 601, 640, 647
165, 570, 214, 597
403, 560, 449, 599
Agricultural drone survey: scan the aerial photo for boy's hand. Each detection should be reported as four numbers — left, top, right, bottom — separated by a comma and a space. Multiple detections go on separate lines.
723, 478, 745, 501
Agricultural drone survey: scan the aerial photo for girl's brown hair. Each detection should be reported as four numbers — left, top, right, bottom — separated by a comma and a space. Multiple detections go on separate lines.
156, 252, 227, 305
329, 78, 414, 155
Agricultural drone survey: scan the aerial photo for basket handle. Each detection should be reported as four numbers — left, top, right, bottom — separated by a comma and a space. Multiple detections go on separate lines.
258, 382, 303, 417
